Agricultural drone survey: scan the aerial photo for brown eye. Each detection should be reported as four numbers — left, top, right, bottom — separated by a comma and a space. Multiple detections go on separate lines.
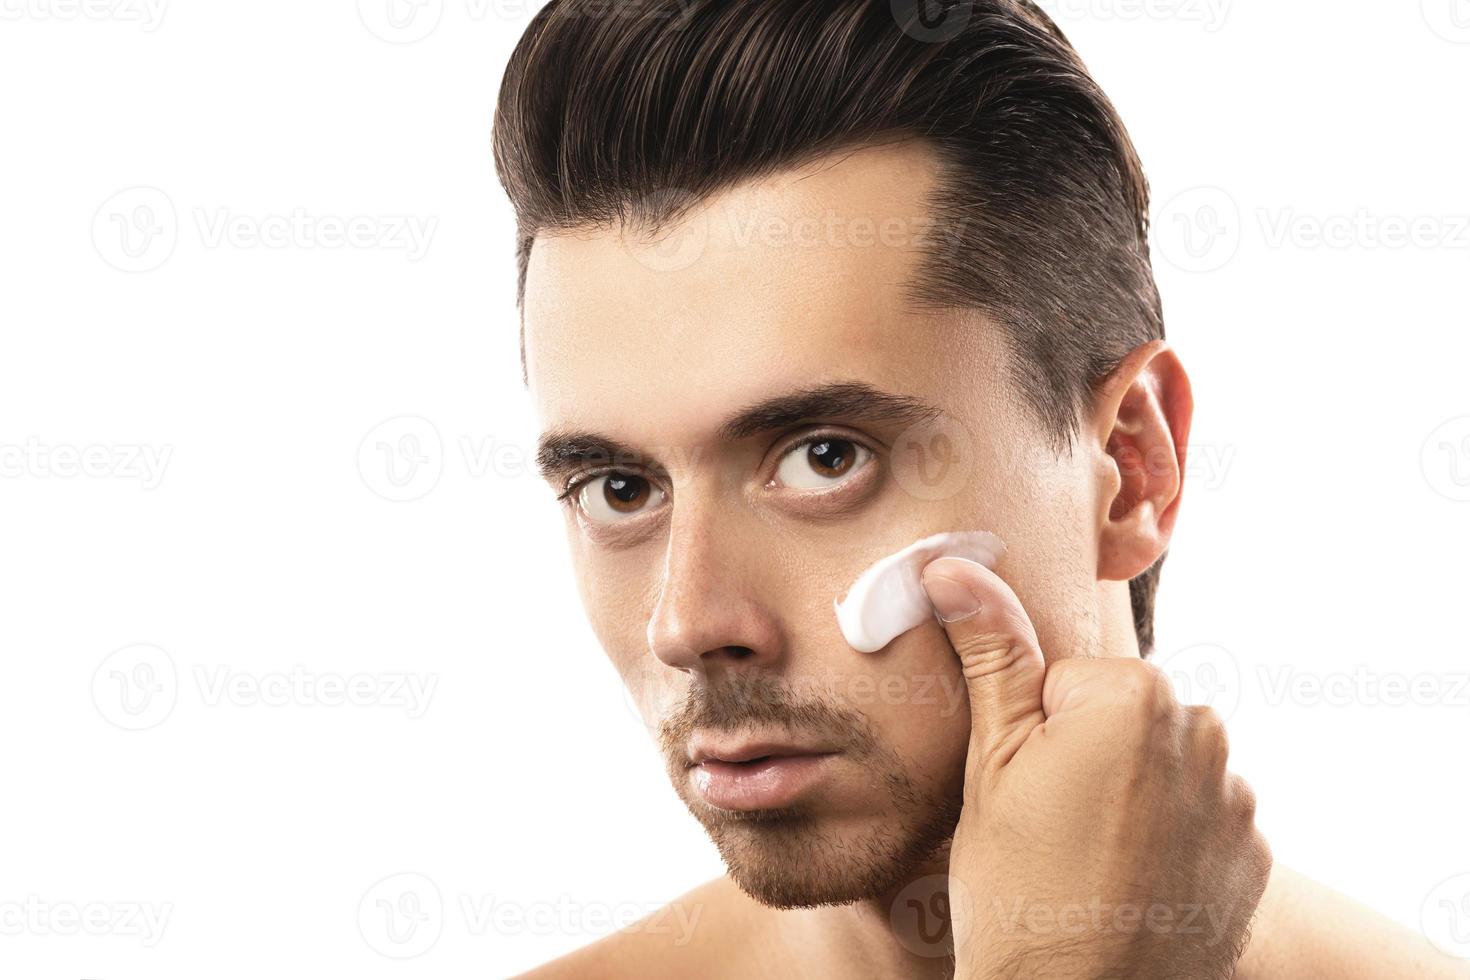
578, 472, 665, 524
604, 473, 648, 512
775, 437, 871, 490
809, 440, 853, 477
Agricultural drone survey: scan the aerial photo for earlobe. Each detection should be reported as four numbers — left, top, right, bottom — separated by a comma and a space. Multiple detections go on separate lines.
1093, 342, 1194, 582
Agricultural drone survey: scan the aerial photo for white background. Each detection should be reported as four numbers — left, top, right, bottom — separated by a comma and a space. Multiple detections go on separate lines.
2, 1, 1468, 977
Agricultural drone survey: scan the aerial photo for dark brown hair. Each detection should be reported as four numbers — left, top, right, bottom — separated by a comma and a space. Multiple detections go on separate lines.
492, 0, 1167, 653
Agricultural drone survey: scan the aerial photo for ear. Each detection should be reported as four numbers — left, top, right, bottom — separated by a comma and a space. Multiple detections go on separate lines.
1090, 341, 1194, 582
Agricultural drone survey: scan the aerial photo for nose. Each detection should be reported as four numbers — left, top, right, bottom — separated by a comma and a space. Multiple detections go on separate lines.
645, 509, 785, 674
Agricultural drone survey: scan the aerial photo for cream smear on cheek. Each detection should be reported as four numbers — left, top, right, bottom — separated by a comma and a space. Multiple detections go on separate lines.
833, 531, 1006, 653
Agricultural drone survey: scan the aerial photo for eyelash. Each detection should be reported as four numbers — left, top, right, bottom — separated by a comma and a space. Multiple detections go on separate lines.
556, 471, 615, 503
555, 429, 878, 506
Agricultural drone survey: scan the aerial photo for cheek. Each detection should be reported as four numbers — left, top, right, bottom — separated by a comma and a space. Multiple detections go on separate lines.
564, 525, 660, 677
1003, 490, 1102, 661
924, 438, 1100, 660
840, 622, 973, 786
577, 566, 683, 727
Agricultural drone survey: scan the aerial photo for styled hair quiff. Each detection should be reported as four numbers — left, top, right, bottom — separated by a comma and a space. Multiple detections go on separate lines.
493, 0, 1168, 652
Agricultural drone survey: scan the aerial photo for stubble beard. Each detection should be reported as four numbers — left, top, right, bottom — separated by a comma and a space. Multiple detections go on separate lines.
657, 676, 963, 909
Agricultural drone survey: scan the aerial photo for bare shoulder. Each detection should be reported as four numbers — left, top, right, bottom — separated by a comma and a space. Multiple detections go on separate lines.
512, 877, 776, 980
1237, 864, 1470, 979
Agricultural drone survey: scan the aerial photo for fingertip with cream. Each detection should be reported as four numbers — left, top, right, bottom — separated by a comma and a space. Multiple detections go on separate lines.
921, 558, 985, 623
833, 531, 1004, 652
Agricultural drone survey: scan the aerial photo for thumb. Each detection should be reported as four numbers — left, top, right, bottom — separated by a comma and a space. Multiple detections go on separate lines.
921, 557, 1047, 775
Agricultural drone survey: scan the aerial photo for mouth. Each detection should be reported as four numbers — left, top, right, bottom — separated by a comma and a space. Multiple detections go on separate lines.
686, 736, 840, 811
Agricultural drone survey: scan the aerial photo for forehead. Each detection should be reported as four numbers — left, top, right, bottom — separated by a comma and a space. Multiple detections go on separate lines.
521, 142, 994, 442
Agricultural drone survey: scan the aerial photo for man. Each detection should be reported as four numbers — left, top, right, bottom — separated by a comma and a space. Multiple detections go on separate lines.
491, 1, 1468, 976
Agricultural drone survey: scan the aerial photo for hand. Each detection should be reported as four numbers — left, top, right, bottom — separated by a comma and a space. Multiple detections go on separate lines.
921, 557, 1271, 980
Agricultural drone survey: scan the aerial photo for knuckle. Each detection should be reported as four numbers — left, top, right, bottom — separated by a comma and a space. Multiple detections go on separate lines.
1039, 654, 1089, 708
1229, 773, 1259, 822
1115, 660, 1177, 723
952, 631, 1025, 681
1253, 828, 1274, 876
1188, 703, 1223, 729
1189, 706, 1229, 759
1045, 655, 1085, 685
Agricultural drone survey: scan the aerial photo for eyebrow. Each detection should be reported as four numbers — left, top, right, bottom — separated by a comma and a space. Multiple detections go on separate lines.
718, 380, 942, 440
534, 380, 942, 486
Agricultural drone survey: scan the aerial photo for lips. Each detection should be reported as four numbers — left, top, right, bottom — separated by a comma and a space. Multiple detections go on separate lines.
687, 735, 838, 811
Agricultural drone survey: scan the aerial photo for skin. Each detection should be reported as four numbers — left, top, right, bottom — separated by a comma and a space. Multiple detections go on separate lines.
515, 142, 1469, 978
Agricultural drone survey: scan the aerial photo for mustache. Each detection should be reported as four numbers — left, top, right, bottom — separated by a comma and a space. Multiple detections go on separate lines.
656, 673, 877, 760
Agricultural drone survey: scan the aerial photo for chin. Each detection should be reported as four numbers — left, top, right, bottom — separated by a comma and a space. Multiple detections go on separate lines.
696, 801, 962, 909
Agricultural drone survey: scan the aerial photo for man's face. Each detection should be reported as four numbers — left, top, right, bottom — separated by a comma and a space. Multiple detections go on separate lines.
523, 143, 1107, 907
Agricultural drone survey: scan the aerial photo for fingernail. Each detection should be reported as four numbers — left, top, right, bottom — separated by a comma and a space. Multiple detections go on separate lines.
922, 572, 981, 623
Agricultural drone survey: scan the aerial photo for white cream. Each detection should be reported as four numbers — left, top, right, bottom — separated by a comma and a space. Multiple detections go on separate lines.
833, 531, 1006, 653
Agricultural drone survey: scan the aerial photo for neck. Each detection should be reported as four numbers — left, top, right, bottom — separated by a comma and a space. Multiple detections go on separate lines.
797, 849, 959, 980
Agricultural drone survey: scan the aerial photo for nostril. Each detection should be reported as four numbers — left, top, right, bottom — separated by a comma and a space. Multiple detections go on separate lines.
723, 646, 757, 660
